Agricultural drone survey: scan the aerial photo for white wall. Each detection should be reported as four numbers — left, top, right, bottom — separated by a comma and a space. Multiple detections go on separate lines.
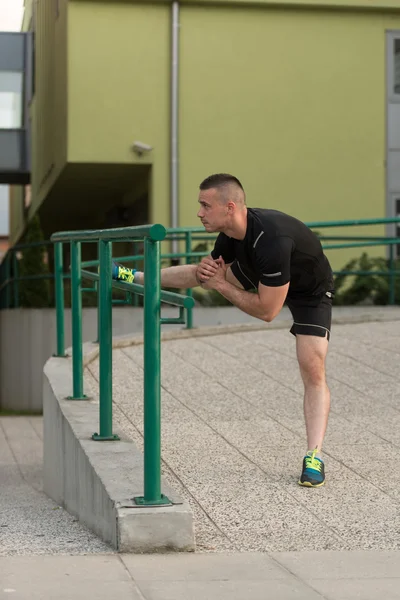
0, 307, 145, 412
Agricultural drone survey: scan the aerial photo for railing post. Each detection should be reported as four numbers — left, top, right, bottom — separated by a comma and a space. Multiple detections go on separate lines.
389, 244, 395, 306
92, 240, 119, 441
5, 253, 11, 309
134, 235, 170, 506
54, 242, 67, 357
132, 241, 139, 307
12, 251, 19, 308
95, 241, 100, 344
68, 241, 86, 400
185, 231, 193, 329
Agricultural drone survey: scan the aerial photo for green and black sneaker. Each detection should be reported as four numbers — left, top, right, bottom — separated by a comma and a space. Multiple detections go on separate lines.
111, 262, 136, 283
298, 448, 325, 488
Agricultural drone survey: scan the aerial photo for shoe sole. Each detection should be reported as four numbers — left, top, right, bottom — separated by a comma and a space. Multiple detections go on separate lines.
298, 480, 325, 488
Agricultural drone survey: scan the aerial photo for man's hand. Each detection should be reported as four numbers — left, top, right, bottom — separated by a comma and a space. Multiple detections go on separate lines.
196, 256, 220, 283
201, 256, 228, 290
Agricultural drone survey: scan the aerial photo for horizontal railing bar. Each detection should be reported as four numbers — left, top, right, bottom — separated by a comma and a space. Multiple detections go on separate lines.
160, 252, 208, 260
161, 306, 186, 325
82, 269, 143, 294
332, 270, 400, 276
147, 287, 195, 309
51, 224, 166, 243
319, 236, 400, 242
81, 269, 195, 309
322, 240, 400, 250
308, 217, 400, 228
160, 317, 186, 324
165, 227, 205, 234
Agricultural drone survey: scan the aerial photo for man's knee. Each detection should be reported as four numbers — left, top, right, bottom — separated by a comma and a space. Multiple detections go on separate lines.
300, 360, 326, 387
297, 345, 327, 387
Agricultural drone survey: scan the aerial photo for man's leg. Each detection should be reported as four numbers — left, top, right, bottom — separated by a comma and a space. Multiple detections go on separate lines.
134, 264, 200, 289
296, 334, 330, 453
122, 262, 246, 290
295, 333, 330, 487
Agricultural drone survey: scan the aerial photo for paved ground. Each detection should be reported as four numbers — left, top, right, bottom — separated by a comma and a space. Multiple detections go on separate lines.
86, 314, 400, 553
2, 551, 400, 599
3, 307, 400, 598
0, 417, 111, 556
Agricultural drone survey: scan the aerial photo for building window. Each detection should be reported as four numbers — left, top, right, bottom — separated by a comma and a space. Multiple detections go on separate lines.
394, 39, 400, 95
31, 31, 35, 98
0, 71, 23, 129
30, 9, 36, 99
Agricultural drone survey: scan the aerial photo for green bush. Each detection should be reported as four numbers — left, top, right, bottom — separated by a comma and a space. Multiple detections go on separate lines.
333, 252, 400, 306
18, 215, 51, 308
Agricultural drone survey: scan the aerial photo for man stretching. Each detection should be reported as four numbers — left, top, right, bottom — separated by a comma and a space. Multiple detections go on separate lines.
113, 173, 334, 487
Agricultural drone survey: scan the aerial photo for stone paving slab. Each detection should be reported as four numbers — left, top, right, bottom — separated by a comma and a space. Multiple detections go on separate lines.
85, 318, 400, 553
0, 417, 111, 556
0, 554, 140, 600
273, 550, 400, 600
2, 552, 400, 600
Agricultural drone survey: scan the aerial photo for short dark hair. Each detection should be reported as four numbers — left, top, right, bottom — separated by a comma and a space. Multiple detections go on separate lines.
199, 173, 244, 192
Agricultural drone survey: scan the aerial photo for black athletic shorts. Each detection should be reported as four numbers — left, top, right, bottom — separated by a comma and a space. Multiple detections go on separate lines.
230, 259, 333, 341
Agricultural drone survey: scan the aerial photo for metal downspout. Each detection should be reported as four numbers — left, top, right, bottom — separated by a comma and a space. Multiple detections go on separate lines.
171, 2, 179, 260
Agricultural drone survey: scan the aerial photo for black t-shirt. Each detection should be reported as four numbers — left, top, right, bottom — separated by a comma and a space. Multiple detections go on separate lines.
210, 208, 333, 299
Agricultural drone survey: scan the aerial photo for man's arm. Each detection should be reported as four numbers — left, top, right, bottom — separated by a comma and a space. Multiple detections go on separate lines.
134, 232, 232, 288
213, 277, 289, 322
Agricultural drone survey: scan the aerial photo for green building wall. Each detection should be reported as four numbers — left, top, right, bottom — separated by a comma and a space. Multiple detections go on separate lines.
27, 0, 68, 216
9, 0, 400, 271
67, 2, 170, 226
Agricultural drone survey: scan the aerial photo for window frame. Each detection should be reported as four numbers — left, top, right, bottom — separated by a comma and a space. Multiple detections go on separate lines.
388, 31, 400, 104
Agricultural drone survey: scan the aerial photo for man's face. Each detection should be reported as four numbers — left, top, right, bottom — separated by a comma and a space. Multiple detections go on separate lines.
197, 188, 229, 233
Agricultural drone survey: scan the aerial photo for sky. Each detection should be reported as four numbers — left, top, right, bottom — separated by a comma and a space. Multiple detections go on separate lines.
0, 0, 24, 234
0, 0, 24, 31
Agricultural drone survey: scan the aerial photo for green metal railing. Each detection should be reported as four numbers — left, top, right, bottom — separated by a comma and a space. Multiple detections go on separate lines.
2, 217, 400, 316
3, 217, 400, 313
51, 224, 195, 507
1, 217, 400, 503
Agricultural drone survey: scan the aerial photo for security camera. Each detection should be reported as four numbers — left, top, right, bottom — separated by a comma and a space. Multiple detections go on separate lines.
132, 141, 153, 156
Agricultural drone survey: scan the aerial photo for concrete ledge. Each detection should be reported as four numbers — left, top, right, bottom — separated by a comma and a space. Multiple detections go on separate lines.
43, 353, 195, 553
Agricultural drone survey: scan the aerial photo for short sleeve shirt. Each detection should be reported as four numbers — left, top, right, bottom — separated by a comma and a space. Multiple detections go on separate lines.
211, 208, 333, 299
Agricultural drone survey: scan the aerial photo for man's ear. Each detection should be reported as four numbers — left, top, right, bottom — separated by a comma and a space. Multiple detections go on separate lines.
227, 201, 236, 213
